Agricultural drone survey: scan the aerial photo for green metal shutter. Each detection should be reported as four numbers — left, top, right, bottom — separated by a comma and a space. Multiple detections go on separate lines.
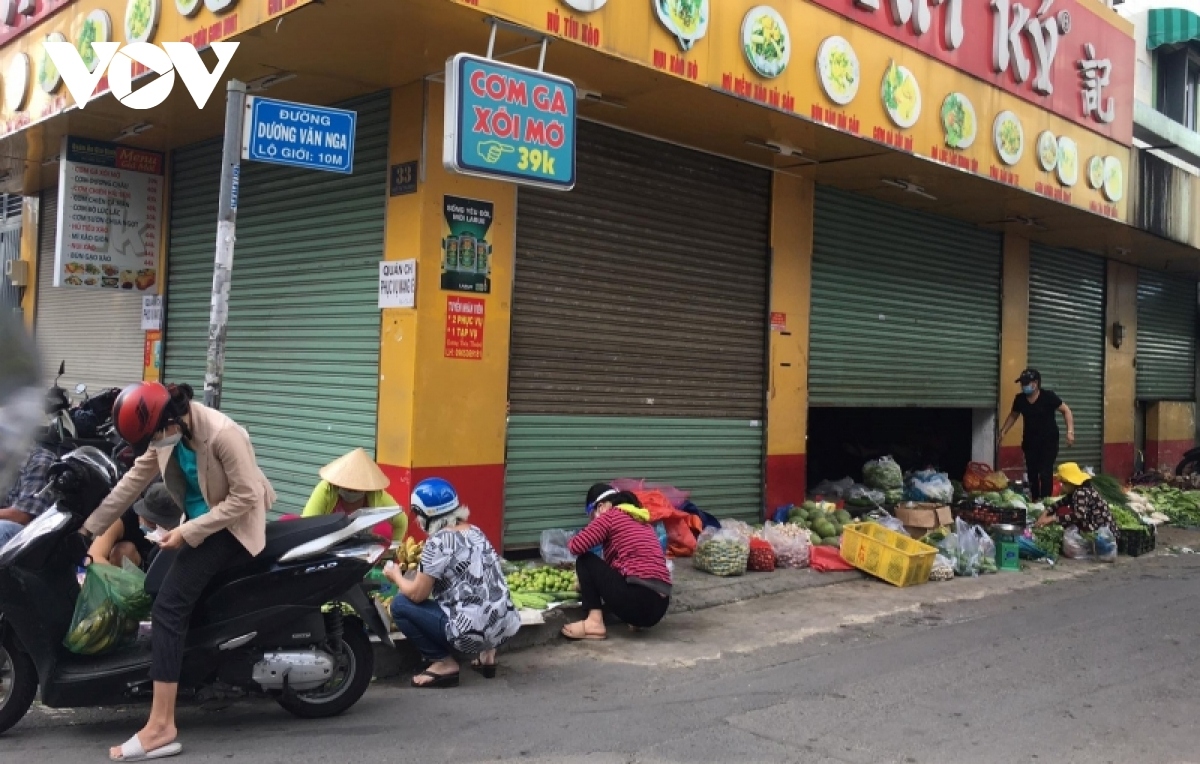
505, 121, 771, 546
810, 186, 1002, 406
164, 91, 390, 514
1027, 245, 1106, 470
1136, 269, 1197, 401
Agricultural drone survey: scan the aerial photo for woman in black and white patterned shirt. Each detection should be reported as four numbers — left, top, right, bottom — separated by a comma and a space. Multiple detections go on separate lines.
1034, 462, 1117, 538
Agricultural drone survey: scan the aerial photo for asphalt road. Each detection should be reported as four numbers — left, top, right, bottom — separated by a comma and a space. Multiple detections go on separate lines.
3, 552, 1199, 764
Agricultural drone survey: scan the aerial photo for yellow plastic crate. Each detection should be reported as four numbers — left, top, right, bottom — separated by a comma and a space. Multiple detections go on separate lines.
840, 522, 937, 587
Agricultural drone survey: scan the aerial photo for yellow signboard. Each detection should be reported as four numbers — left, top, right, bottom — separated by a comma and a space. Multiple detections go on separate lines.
452, 0, 1132, 221
0, 0, 313, 138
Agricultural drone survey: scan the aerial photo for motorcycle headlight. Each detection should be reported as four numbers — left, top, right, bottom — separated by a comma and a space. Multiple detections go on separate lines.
333, 542, 389, 565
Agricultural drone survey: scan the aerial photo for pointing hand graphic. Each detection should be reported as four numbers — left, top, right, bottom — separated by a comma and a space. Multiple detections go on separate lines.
477, 141, 515, 164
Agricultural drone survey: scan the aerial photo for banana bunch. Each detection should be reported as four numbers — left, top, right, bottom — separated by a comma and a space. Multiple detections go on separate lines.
394, 538, 425, 572
64, 600, 139, 655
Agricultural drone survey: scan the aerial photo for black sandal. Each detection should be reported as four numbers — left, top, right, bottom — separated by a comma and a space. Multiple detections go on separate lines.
470, 659, 497, 679
411, 670, 460, 688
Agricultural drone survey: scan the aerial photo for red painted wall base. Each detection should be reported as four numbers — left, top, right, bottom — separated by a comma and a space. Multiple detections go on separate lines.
379, 463, 506, 551
1103, 443, 1135, 480
1145, 439, 1194, 475
766, 453, 807, 518
999, 445, 1025, 481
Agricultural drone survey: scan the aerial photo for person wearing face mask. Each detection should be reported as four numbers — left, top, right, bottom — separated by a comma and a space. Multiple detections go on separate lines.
86, 483, 181, 571
78, 380, 275, 762
300, 448, 409, 543
999, 368, 1075, 502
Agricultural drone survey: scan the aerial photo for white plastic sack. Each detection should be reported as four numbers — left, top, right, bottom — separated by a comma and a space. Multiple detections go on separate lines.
539, 529, 577, 566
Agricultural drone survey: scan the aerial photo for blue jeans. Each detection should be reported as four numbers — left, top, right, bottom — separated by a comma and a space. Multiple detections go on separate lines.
390, 596, 451, 661
0, 519, 25, 549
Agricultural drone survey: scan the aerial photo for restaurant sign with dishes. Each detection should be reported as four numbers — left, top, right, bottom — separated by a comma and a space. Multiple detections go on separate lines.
54, 135, 163, 293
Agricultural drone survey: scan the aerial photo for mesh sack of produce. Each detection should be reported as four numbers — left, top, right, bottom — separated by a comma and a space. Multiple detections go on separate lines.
692, 528, 749, 577
963, 462, 1009, 493
930, 553, 955, 581
863, 456, 904, 491
763, 522, 811, 568
64, 560, 151, 656
747, 537, 776, 572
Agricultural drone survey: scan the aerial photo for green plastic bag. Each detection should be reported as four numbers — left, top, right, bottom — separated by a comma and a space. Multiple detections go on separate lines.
63, 559, 152, 655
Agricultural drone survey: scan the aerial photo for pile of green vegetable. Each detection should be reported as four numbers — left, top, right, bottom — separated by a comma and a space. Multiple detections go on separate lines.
1089, 473, 1132, 511
863, 456, 903, 491
1031, 525, 1064, 557
1111, 505, 1149, 531
1133, 485, 1200, 527
787, 501, 851, 546
969, 488, 1028, 510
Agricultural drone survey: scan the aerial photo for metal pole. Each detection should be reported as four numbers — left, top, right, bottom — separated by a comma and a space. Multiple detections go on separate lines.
203, 79, 247, 411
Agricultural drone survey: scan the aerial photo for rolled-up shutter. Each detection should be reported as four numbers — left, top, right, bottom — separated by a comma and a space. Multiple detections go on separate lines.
1136, 269, 1197, 401
0, 195, 20, 314
1027, 245, 1106, 470
164, 92, 390, 513
34, 188, 145, 392
504, 121, 770, 547
810, 187, 1002, 407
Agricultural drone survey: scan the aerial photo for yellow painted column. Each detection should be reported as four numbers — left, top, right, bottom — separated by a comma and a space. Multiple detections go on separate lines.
998, 234, 1029, 476
375, 82, 516, 547
1146, 402, 1195, 474
765, 172, 813, 514
1103, 261, 1137, 478
18, 195, 39, 332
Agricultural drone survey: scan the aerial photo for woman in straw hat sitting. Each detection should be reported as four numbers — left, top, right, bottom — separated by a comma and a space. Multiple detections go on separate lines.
301, 448, 409, 542
1033, 462, 1118, 538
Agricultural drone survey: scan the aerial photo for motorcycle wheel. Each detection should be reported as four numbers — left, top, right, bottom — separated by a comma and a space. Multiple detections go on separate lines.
276, 617, 374, 720
1178, 457, 1200, 478
0, 633, 37, 735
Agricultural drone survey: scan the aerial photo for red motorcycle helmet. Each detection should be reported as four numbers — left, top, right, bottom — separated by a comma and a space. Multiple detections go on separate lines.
112, 382, 177, 454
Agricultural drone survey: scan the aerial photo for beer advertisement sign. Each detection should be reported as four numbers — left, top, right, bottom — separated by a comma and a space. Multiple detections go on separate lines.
440, 195, 494, 294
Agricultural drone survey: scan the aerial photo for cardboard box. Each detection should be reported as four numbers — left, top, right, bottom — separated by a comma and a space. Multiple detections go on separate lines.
895, 502, 953, 539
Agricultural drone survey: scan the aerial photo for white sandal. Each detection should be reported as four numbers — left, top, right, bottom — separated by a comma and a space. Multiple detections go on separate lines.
110, 734, 183, 761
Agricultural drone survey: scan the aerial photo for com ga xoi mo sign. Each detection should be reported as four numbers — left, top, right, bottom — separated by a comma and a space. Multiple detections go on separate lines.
43, 41, 239, 110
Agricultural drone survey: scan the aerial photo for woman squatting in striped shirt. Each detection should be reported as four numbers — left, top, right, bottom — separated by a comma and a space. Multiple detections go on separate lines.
561, 484, 672, 640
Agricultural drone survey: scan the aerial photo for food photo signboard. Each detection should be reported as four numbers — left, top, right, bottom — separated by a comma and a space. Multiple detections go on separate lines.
54, 135, 163, 292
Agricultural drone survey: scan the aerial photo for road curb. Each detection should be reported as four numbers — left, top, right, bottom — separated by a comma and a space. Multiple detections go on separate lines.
371, 566, 866, 680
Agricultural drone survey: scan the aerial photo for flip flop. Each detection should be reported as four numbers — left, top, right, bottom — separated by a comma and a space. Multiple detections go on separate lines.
110, 734, 183, 761
561, 622, 607, 641
470, 659, 497, 679
411, 670, 460, 688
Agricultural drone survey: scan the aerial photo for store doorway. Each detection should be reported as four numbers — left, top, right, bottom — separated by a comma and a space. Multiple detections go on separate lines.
806, 407, 992, 489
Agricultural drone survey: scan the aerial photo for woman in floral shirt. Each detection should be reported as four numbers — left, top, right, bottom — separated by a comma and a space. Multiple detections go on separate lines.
1034, 462, 1117, 536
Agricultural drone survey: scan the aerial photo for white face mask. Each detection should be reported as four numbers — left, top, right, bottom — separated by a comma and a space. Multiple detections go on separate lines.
338, 489, 366, 503
152, 432, 182, 450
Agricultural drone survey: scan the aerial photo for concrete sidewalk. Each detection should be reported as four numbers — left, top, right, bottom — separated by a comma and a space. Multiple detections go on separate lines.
372, 561, 863, 679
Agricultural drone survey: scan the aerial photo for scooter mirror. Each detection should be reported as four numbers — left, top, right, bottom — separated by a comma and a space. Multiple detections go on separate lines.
57, 360, 65, 376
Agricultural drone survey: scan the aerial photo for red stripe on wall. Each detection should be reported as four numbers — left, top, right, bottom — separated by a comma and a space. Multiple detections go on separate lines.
1145, 439, 1195, 475
380, 464, 506, 550
766, 454, 806, 518
1102, 442, 1135, 481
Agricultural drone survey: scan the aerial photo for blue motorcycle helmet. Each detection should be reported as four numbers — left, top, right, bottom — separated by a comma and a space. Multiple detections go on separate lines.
410, 478, 461, 530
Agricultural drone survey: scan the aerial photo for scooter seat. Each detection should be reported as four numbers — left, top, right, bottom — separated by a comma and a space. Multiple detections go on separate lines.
260, 514, 349, 559
145, 515, 350, 596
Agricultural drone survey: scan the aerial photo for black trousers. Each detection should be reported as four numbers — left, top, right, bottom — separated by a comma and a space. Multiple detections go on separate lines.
1024, 439, 1060, 501
149, 530, 251, 683
575, 552, 669, 629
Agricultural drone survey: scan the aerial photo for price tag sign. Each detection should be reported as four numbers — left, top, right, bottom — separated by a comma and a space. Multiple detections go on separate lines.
379, 259, 416, 309
443, 54, 577, 191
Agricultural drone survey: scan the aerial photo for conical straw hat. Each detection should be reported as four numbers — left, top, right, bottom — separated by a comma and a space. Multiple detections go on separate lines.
319, 448, 390, 492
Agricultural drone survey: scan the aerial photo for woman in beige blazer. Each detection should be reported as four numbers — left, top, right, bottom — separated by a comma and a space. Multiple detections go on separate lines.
81, 381, 275, 761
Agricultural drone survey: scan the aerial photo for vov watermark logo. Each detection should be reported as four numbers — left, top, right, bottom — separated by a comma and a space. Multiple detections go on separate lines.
43, 41, 239, 110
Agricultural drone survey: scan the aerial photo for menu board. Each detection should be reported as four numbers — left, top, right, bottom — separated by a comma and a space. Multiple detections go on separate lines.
54, 135, 164, 292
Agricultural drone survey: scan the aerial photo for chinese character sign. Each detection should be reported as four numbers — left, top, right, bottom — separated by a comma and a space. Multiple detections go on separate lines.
1078, 43, 1115, 125
444, 296, 486, 361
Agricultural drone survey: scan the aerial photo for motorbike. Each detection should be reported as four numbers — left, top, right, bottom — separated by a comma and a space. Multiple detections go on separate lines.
43, 361, 77, 444
1175, 447, 1200, 478
0, 446, 399, 735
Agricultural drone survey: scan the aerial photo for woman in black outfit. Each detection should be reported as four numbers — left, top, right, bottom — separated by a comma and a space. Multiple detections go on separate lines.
999, 368, 1075, 501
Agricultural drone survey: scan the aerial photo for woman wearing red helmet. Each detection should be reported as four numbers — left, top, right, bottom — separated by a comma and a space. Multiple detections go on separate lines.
80, 381, 276, 761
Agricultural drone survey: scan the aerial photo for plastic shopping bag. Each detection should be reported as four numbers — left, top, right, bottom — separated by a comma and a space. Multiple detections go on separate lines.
64, 559, 151, 656
763, 522, 811, 569
974, 526, 998, 574
692, 528, 749, 577
1094, 527, 1118, 563
951, 517, 981, 576
540, 529, 577, 567
1062, 527, 1093, 560
904, 470, 954, 504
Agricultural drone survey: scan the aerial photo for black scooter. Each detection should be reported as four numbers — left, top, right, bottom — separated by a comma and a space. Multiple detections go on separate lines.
0, 447, 398, 735
1176, 447, 1200, 478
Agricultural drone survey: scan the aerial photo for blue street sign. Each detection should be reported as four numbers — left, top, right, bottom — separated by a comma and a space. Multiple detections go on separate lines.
242, 97, 357, 174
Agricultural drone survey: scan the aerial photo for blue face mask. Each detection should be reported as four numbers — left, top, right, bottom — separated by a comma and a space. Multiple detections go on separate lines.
1022, 385, 1036, 395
